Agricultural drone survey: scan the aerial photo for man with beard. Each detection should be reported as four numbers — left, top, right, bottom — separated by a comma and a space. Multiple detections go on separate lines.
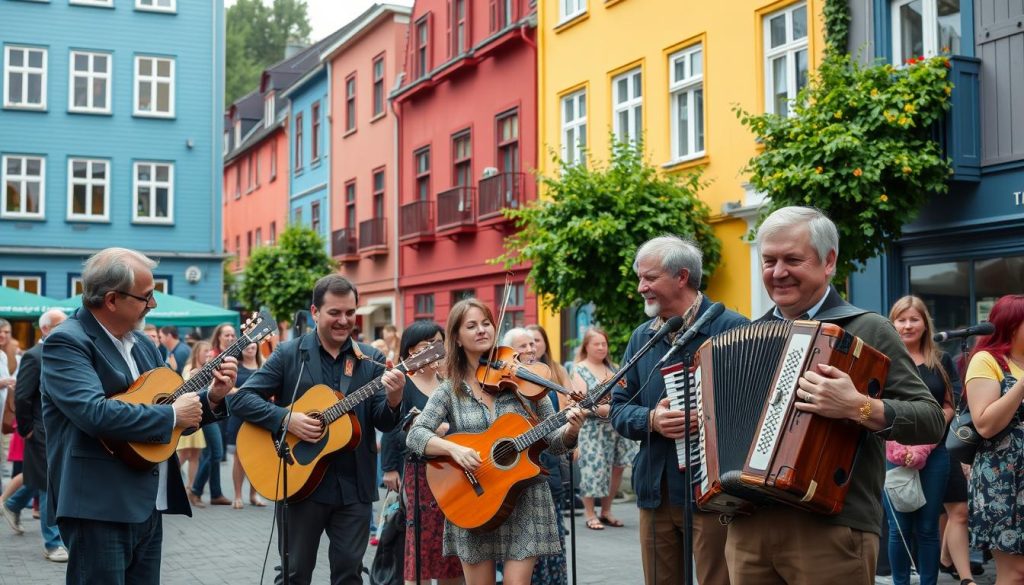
230, 274, 406, 585
610, 235, 748, 585
41, 247, 238, 583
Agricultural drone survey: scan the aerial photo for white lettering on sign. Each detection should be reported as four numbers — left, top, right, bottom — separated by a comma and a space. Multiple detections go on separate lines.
1016, 192, 1023, 206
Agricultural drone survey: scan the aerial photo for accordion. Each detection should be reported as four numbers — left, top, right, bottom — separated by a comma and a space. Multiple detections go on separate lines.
663, 320, 889, 516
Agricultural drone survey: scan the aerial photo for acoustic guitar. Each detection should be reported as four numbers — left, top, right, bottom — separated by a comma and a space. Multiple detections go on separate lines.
237, 340, 445, 502
101, 311, 277, 470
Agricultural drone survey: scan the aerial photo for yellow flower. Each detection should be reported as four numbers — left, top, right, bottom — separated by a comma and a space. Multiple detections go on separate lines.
834, 111, 843, 119
870, 88, 879, 97
902, 166, 912, 174
945, 86, 953, 95
815, 166, 824, 174
879, 194, 889, 203
903, 103, 915, 113
853, 168, 863, 177
898, 116, 910, 126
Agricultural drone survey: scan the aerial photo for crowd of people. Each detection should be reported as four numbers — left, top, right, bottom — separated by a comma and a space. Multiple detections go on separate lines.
0, 205, 1022, 585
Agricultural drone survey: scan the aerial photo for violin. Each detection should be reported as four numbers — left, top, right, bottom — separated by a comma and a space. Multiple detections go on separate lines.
476, 346, 568, 401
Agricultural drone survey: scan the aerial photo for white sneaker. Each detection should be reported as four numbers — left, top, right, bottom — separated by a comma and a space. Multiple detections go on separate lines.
874, 576, 894, 585
0, 499, 24, 535
44, 546, 69, 563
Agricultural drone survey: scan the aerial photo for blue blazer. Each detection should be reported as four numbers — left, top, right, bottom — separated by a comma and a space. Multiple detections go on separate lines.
41, 308, 223, 523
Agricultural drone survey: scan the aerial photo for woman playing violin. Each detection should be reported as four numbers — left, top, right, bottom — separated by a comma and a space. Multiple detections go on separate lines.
406, 299, 585, 585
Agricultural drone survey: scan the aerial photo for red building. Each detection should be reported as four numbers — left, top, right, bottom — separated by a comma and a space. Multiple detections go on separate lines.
391, 0, 538, 328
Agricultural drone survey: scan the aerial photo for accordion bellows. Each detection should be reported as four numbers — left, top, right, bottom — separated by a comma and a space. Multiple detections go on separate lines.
667, 320, 889, 516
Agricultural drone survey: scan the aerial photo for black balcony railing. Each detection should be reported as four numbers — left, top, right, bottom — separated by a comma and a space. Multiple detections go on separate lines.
478, 172, 525, 220
437, 186, 476, 231
358, 217, 386, 250
400, 200, 433, 238
331, 227, 358, 257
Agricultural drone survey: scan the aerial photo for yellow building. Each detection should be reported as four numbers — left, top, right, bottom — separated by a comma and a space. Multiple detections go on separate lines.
537, 0, 827, 357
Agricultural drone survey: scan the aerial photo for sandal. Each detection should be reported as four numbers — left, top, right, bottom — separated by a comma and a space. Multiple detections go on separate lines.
599, 514, 624, 527
250, 495, 266, 507
232, 499, 243, 510
585, 517, 605, 530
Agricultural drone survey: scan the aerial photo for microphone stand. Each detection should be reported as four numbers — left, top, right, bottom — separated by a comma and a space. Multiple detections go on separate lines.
275, 433, 293, 585
682, 349, 695, 585
568, 453, 578, 585
411, 453, 423, 585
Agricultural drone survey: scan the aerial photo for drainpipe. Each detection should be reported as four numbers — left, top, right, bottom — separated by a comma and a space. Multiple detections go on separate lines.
390, 94, 403, 329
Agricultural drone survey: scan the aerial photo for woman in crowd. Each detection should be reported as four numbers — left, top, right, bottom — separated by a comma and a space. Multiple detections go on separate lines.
177, 340, 210, 502
525, 324, 572, 410
884, 296, 959, 585
382, 324, 401, 362
965, 294, 1024, 584
381, 321, 463, 585
569, 327, 635, 531
228, 341, 265, 509
190, 323, 235, 506
406, 299, 583, 585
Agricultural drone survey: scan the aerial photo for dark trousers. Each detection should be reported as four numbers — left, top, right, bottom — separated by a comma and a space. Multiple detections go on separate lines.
275, 499, 371, 585
59, 510, 163, 585
193, 422, 224, 498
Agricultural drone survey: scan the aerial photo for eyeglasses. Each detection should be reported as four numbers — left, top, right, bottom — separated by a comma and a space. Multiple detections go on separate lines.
116, 290, 154, 304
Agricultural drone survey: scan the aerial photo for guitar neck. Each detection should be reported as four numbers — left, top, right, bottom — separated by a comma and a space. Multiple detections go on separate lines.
512, 384, 606, 452
321, 362, 410, 424
167, 336, 256, 402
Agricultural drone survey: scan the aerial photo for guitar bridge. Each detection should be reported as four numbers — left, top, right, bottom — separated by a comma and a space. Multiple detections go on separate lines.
463, 470, 484, 496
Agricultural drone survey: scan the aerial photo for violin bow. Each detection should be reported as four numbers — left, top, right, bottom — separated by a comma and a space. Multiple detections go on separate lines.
481, 271, 516, 383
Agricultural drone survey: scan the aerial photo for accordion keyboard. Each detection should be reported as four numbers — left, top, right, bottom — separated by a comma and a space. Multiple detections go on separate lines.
663, 366, 704, 483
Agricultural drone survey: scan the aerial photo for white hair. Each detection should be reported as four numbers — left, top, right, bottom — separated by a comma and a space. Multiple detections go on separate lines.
633, 235, 703, 289
38, 308, 67, 331
81, 248, 158, 308
502, 327, 532, 347
756, 206, 839, 275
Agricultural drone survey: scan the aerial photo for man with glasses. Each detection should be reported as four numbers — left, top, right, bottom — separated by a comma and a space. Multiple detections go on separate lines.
40, 247, 238, 584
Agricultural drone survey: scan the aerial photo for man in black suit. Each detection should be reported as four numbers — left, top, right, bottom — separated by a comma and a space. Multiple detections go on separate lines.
230, 274, 405, 585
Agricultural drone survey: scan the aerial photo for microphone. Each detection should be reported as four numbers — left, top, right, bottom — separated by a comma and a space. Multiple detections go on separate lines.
933, 322, 995, 343
655, 302, 725, 368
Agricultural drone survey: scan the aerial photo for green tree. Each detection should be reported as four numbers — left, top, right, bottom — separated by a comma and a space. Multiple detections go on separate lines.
497, 139, 721, 355
240, 225, 336, 324
226, 0, 312, 105
736, 53, 952, 284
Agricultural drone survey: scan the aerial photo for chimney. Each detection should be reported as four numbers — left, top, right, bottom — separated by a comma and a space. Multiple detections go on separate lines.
284, 38, 308, 59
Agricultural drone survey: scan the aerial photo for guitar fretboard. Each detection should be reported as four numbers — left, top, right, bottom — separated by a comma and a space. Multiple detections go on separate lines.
320, 362, 412, 424
165, 333, 260, 403
511, 383, 608, 452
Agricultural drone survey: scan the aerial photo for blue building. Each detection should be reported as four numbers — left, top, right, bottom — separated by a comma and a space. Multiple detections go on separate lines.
0, 0, 225, 305
846, 0, 1024, 340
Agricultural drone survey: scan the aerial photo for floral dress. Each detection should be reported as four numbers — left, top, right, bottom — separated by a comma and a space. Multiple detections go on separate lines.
574, 365, 638, 498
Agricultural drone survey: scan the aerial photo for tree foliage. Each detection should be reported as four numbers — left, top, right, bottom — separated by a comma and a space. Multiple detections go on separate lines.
823, 0, 851, 52
226, 0, 312, 105
497, 140, 721, 355
736, 53, 953, 283
240, 225, 336, 324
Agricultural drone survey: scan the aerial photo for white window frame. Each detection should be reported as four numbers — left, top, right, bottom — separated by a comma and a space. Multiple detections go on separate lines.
69, 276, 85, 297
152, 277, 169, 293
264, 92, 274, 128
1, 154, 46, 219
68, 51, 112, 114
135, 0, 176, 13
560, 89, 587, 167
1, 275, 42, 294
612, 67, 643, 144
3, 46, 48, 111
134, 55, 175, 118
763, 2, 809, 116
132, 161, 174, 224
890, 0, 959, 64
66, 158, 110, 222
559, 0, 586, 23
70, 0, 113, 6
669, 44, 706, 163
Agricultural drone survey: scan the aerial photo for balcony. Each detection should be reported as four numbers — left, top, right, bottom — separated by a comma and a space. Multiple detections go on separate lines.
478, 171, 526, 228
938, 55, 981, 183
436, 186, 477, 238
399, 200, 435, 247
331, 228, 359, 262
358, 217, 387, 257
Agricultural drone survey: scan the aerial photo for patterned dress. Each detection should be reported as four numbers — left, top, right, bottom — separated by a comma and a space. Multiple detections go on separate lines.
574, 365, 638, 498
402, 460, 464, 580
967, 352, 1024, 553
406, 380, 574, 563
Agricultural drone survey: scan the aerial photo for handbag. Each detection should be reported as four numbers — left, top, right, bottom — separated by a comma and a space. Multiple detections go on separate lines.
1, 389, 15, 435
884, 465, 926, 513
369, 489, 405, 585
946, 361, 1018, 465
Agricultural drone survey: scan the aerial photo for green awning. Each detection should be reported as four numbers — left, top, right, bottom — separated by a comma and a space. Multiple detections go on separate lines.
0, 287, 71, 319
57, 291, 240, 329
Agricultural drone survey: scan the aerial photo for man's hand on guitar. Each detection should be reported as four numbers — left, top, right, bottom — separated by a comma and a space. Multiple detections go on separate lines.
448, 443, 482, 472
382, 368, 405, 407
173, 394, 203, 429
287, 412, 324, 442
383, 470, 401, 492
650, 398, 698, 440
208, 356, 239, 404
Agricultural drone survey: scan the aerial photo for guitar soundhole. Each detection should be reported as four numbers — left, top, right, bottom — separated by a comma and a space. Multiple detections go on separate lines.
491, 439, 518, 469
154, 394, 173, 405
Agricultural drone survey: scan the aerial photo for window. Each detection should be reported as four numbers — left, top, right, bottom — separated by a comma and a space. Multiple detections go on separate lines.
264, 93, 275, 128
234, 165, 241, 199
345, 181, 357, 227
311, 201, 321, 234
235, 235, 241, 268
345, 75, 356, 133
452, 132, 471, 186
4, 46, 47, 110
2, 155, 45, 219
67, 158, 109, 221
372, 168, 385, 217
561, 90, 587, 167
415, 147, 431, 201
669, 45, 705, 161
254, 153, 261, 188
451, 288, 476, 304
70, 276, 85, 296
255, 227, 262, 247
497, 110, 519, 174
416, 17, 430, 79
311, 101, 321, 160
136, 0, 175, 12
246, 230, 253, 258
294, 207, 302, 225
764, 3, 808, 116
246, 156, 253, 192
152, 278, 169, 293
234, 121, 241, 146
2, 275, 42, 295
612, 68, 642, 144
495, 282, 526, 330
269, 221, 276, 245
414, 293, 435, 321
560, 0, 586, 23
294, 113, 304, 171
134, 56, 175, 117
451, 0, 467, 57
891, 0, 960, 64
270, 140, 278, 180
372, 55, 385, 117
133, 161, 174, 224
223, 131, 229, 155
70, 0, 112, 6
69, 51, 111, 114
